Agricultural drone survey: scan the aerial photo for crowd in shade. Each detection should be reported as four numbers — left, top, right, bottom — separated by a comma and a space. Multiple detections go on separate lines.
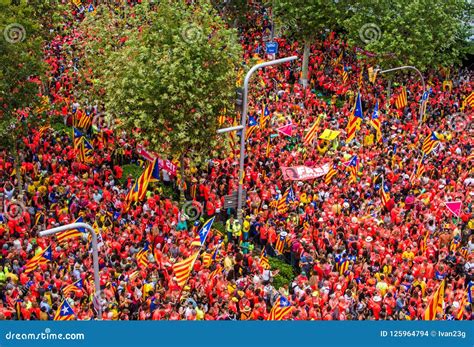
0, 1, 473, 321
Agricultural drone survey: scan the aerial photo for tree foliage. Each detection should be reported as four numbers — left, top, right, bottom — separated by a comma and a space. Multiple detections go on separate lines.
343, 0, 472, 70
81, 0, 242, 165
0, 1, 46, 149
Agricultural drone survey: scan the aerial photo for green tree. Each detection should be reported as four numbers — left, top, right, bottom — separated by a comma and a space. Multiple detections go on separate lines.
81, 0, 241, 192
343, 0, 472, 70
0, 1, 46, 188
273, 0, 342, 87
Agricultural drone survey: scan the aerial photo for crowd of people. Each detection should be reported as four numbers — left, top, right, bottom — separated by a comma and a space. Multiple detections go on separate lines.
0, 1, 472, 321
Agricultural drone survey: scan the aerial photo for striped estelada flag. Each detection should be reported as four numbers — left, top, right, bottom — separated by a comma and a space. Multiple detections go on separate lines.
410, 157, 426, 184
303, 116, 321, 145
172, 252, 199, 287
420, 231, 429, 255
260, 104, 270, 128
346, 92, 364, 143
369, 101, 382, 142
324, 164, 338, 185
54, 300, 75, 321
136, 244, 150, 268
62, 279, 83, 297
260, 248, 270, 269
38, 125, 51, 138
395, 86, 408, 109
124, 159, 160, 209
379, 177, 391, 208
461, 91, 474, 110
341, 65, 348, 84
449, 238, 460, 252
56, 217, 86, 243
209, 265, 222, 281
24, 245, 52, 274
245, 115, 258, 141
78, 138, 94, 163
72, 127, 84, 150
78, 111, 92, 129
332, 51, 343, 66
343, 155, 358, 184
211, 240, 223, 261
424, 279, 445, 320
201, 252, 212, 268
421, 132, 440, 155
267, 296, 293, 320
338, 257, 350, 275
276, 187, 295, 214
368, 66, 378, 84
456, 289, 469, 320
358, 67, 364, 87
274, 232, 288, 255
190, 216, 215, 247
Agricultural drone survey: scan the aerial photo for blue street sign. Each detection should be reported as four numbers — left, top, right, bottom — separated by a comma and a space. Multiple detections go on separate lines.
266, 41, 278, 54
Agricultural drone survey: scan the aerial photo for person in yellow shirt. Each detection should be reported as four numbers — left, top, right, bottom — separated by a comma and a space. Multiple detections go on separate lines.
402, 247, 415, 262
375, 275, 389, 296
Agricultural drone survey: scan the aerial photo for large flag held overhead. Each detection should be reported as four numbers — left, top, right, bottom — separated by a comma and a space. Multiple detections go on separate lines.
245, 115, 258, 141
73, 127, 84, 150
395, 86, 408, 109
54, 300, 75, 321
274, 232, 288, 255
136, 244, 150, 268
461, 91, 474, 110
303, 116, 322, 145
190, 216, 215, 247
267, 296, 293, 320
276, 187, 295, 214
24, 245, 52, 274
346, 92, 363, 143
277, 123, 293, 137
344, 155, 358, 183
260, 104, 270, 128
379, 178, 391, 207
410, 157, 426, 184
173, 252, 199, 287
421, 132, 440, 155
78, 138, 94, 163
56, 217, 86, 243
125, 159, 160, 207
325, 164, 338, 185
424, 279, 445, 320
444, 201, 462, 218
62, 279, 83, 297
369, 101, 382, 142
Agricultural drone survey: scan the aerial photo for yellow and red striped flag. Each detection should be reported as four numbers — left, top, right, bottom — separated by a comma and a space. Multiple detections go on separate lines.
136, 245, 150, 268
209, 265, 222, 281
325, 164, 338, 185
54, 300, 75, 320
461, 91, 474, 110
346, 92, 363, 143
395, 87, 408, 109
173, 252, 199, 287
24, 245, 52, 274
56, 217, 86, 243
303, 117, 321, 145
267, 296, 293, 320
423, 279, 445, 320
421, 132, 440, 155
201, 252, 212, 268
260, 248, 270, 269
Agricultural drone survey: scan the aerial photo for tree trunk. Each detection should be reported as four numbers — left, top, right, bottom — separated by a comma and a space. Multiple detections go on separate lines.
300, 39, 310, 88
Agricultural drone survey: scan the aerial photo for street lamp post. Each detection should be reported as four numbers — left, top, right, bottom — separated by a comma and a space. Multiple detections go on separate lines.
218, 55, 298, 223
376, 66, 426, 124
39, 222, 102, 319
